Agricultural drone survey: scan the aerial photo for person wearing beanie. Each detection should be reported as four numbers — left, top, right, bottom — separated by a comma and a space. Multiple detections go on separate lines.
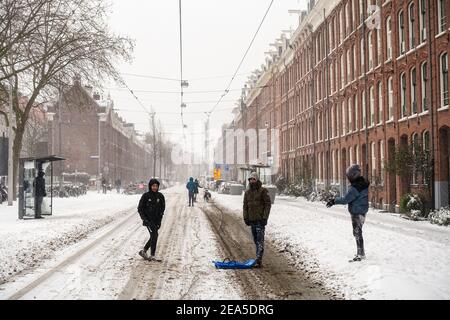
326, 164, 370, 262
137, 178, 165, 261
243, 172, 272, 268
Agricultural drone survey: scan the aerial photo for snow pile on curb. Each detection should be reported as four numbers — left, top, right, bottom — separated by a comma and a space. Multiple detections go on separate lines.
429, 207, 450, 226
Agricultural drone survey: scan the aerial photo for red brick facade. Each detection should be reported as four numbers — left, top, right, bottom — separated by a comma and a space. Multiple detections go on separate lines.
228, 0, 449, 211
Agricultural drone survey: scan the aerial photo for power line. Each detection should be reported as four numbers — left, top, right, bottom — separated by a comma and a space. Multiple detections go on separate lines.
107, 86, 270, 95
179, 0, 186, 143
120, 73, 180, 82
209, 0, 274, 115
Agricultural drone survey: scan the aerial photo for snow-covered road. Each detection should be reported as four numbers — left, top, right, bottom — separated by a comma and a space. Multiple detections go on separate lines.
0, 188, 242, 300
213, 192, 450, 300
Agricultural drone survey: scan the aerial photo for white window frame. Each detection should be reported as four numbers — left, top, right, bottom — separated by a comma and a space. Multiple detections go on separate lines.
368, 31, 373, 70
411, 67, 418, 114
421, 61, 428, 111
419, 0, 426, 42
438, 0, 447, 33
378, 81, 383, 124
408, 2, 416, 50
388, 76, 394, 120
441, 53, 449, 107
370, 85, 375, 126
399, 10, 405, 55
401, 72, 407, 117
348, 96, 353, 133
386, 16, 392, 59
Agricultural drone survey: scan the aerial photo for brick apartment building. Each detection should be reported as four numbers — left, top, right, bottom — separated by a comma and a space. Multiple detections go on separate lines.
47, 78, 153, 185
220, 0, 449, 211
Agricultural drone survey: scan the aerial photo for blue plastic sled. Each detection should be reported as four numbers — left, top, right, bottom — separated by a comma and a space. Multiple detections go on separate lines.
213, 258, 256, 269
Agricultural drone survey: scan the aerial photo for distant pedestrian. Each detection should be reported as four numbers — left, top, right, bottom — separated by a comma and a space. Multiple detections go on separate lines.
243, 172, 271, 268
102, 177, 107, 194
137, 179, 165, 261
33, 171, 47, 219
115, 179, 122, 193
193, 178, 199, 202
186, 177, 196, 207
326, 164, 370, 262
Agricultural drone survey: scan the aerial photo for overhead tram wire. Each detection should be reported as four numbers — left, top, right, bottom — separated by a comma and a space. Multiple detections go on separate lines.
209, 0, 275, 115
179, 0, 186, 144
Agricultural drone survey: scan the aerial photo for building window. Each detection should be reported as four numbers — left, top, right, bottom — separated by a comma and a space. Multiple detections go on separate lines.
360, 37, 365, 75
421, 62, 428, 111
377, 28, 381, 66
419, 0, 427, 42
378, 81, 383, 124
349, 146, 353, 165
388, 77, 394, 120
347, 49, 352, 81
354, 94, 359, 129
412, 133, 419, 184
356, 144, 360, 165
441, 53, 449, 107
368, 31, 373, 69
438, 0, 447, 33
399, 10, 406, 55
348, 96, 353, 132
401, 72, 407, 117
341, 54, 345, 88
346, 1, 351, 36
340, 8, 345, 43
342, 101, 347, 135
371, 142, 376, 180
370, 85, 375, 126
380, 140, 385, 184
353, 44, 357, 80
408, 2, 416, 49
362, 90, 366, 128
411, 67, 418, 114
360, 0, 365, 23
423, 130, 430, 152
386, 16, 392, 59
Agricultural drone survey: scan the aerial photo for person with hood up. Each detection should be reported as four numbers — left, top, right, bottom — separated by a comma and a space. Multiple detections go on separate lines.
326, 164, 370, 262
186, 177, 196, 207
193, 178, 199, 202
137, 178, 165, 261
243, 172, 272, 268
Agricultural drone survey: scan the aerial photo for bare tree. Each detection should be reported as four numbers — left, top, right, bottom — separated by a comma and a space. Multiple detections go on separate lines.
0, 0, 134, 196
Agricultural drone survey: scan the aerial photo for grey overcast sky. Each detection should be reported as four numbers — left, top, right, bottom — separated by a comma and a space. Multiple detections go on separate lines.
107, 0, 307, 151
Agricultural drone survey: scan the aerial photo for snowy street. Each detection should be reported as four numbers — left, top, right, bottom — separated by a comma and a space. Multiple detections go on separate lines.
1, 186, 449, 300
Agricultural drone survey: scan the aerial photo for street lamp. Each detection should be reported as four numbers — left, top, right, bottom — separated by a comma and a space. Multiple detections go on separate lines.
97, 113, 107, 193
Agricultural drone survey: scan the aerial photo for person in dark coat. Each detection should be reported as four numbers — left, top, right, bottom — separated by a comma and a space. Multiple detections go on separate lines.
33, 171, 47, 219
243, 172, 272, 268
137, 178, 166, 261
186, 177, 196, 207
193, 178, 199, 202
326, 164, 370, 262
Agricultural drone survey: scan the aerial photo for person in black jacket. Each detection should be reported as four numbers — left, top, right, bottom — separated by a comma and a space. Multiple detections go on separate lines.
33, 171, 46, 219
137, 178, 165, 261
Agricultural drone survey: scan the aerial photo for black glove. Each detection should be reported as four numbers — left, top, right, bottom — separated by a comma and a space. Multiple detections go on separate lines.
244, 219, 250, 226
326, 198, 335, 208
261, 219, 267, 226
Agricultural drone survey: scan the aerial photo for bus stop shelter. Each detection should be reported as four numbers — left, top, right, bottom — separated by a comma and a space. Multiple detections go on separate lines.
18, 156, 65, 220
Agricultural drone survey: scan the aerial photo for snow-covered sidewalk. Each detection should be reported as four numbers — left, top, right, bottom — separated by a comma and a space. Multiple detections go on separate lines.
0, 191, 141, 284
213, 192, 450, 300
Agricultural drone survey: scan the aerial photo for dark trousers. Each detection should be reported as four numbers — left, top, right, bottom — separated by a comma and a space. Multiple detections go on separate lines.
144, 223, 159, 256
35, 196, 43, 217
351, 214, 366, 256
188, 192, 195, 206
250, 222, 265, 262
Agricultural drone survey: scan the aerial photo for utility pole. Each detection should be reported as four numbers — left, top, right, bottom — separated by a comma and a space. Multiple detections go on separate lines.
151, 113, 156, 178
58, 88, 63, 191
159, 130, 162, 178
7, 82, 14, 206
205, 112, 210, 175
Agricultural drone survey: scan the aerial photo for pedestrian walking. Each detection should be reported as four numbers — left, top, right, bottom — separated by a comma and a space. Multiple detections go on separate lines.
326, 164, 370, 262
193, 178, 199, 202
137, 178, 165, 261
243, 172, 271, 268
186, 177, 196, 207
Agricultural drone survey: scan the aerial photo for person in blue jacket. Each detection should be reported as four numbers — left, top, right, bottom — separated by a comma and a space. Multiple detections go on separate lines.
186, 177, 196, 207
326, 164, 370, 262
